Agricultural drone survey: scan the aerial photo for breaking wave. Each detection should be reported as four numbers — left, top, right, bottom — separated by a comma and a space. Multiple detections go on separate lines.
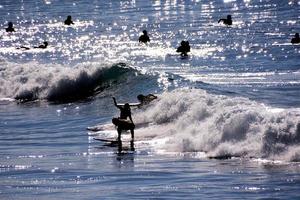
134, 89, 300, 162
0, 61, 136, 102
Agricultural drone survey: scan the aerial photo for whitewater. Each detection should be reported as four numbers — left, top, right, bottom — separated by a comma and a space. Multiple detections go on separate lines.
1, 0, 300, 199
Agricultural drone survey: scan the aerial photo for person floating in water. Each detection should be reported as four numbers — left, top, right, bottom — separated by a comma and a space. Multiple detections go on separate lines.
176, 40, 190, 56
64, 15, 74, 25
18, 41, 48, 50
112, 97, 135, 143
18, 46, 30, 50
137, 94, 157, 106
218, 15, 232, 26
291, 33, 300, 44
34, 41, 48, 49
6, 22, 15, 32
139, 30, 150, 43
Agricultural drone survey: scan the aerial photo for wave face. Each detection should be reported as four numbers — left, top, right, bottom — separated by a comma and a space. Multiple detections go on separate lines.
0, 61, 135, 102
134, 89, 300, 162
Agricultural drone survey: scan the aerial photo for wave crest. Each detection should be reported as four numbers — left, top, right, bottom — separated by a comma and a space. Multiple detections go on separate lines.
135, 89, 300, 161
1, 61, 134, 102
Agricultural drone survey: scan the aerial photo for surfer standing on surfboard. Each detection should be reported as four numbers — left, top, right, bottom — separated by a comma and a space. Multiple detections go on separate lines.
112, 97, 135, 142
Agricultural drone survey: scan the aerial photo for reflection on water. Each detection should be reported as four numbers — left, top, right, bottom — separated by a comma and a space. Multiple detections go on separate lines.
0, 0, 299, 106
1, 0, 298, 64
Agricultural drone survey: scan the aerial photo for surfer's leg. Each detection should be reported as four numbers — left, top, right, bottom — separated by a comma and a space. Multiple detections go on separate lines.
130, 129, 134, 141
130, 140, 135, 151
118, 141, 122, 153
117, 128, 122, 142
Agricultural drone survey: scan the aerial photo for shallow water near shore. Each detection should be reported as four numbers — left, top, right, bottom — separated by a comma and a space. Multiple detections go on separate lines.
1, 102, 300, 199
1, 0, 300, 199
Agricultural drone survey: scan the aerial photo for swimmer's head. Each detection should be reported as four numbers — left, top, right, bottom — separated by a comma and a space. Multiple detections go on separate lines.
295, 33, 299, 38
227, 15, 232, 19
43, 41, 48, 46
8, 22, 13, 27
67, 15, 72, 20
143, 30, 147, 35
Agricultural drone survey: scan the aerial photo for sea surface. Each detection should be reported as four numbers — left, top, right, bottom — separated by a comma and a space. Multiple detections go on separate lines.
1, 0, 300, 199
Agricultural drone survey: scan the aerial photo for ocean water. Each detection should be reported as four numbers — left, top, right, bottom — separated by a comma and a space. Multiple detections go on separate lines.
1, 0, 300, 199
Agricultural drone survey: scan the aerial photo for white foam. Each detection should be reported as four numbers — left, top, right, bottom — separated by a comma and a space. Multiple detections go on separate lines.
0, 61, 133, 101
133, 88, 300, 161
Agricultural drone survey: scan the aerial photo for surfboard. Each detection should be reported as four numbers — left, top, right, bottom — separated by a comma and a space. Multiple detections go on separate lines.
93, 137, 121, 148
94, 138, 119, 143
117, 103, 141, 107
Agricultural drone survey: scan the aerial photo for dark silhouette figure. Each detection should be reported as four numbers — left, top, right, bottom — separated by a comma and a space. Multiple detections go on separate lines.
112, 97, 135, 143
34, 41, 48, 49
137, 94, 157, 106
291, 33, 300, 44
218, 15, 232, 26
176, 40, 190, 56
17, 41, 48, 50
6, 22, 15, 32
18, 46, 30, 50
64, 15, 74, 25
139, 30, 150, 43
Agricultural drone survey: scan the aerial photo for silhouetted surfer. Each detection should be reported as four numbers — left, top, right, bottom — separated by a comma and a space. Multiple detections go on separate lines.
139, 30, 150, 43
176, 40, 190, 56
112, 97, 135, 143
137, 94, 157, 106
34, 41, 48, 49
291, 33, 300, 44
64, 15, 74, 25
218, 15, 232, 26
17, 41, 48, 50
6, 22, 15, 32
18, 46, 30, 50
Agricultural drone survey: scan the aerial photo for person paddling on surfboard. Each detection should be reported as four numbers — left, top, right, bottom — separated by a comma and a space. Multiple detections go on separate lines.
112, 97, 135, 143
218, 15, 232, 26
137, 94, 157, 106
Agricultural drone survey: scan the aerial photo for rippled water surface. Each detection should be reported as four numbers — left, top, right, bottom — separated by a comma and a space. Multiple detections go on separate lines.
1, 0, 300, 199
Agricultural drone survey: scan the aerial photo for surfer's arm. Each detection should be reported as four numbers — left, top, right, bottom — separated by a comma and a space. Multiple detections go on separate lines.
112, 97, 122, 109
218, 19, 224, 23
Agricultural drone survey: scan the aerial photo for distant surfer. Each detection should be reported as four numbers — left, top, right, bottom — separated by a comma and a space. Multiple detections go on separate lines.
218, 15, 232, 26
176, 40, 190, 56
64, 15, 74, 25
291, 33, 300, 44
139, 30, 150, 44
6, 22, 15, 32
18, 46, 30, 50
137, 94, 157, 106
112, 97, 135, 142
17, 41, 48, 50
34, 41, 48, 49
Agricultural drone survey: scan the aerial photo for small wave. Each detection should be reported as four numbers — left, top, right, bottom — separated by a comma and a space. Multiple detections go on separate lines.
0, 61, 136, 103
46, 63, 131, 102
134, 88, 300, 162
